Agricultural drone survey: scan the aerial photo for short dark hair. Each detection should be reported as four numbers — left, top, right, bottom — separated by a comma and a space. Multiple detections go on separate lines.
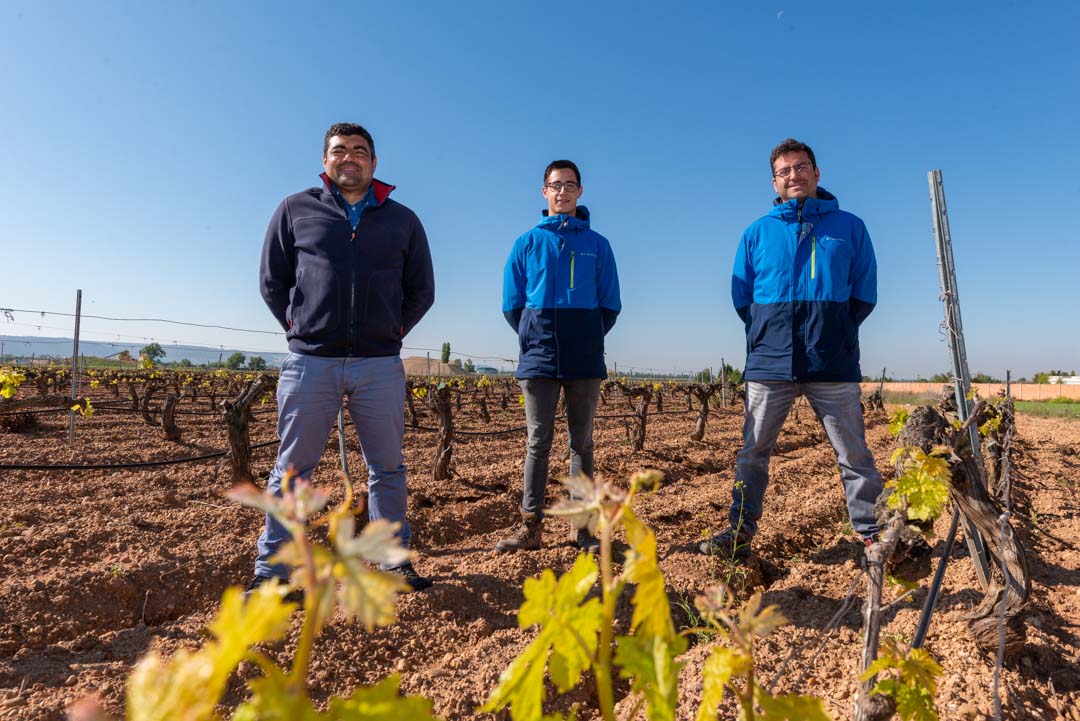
324, 123, 375, 157
544, 159, 581, 185
769, 138, 816, 173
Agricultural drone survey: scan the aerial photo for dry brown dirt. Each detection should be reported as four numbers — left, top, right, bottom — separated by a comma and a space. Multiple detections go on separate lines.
1, 388, 1077, 720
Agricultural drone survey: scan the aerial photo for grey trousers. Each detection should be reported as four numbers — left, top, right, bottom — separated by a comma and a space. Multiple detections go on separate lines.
519, 378, 603, 515
731, 380, 884, 539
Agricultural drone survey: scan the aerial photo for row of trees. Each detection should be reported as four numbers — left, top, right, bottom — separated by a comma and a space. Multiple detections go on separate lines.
134, 343, 267, 370
915, 369, 1076, 384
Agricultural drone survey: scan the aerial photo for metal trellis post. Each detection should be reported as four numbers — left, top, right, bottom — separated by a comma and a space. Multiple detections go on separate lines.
68, 289, 82, 445
927, 168, 992, 588
720, 357, 726, 408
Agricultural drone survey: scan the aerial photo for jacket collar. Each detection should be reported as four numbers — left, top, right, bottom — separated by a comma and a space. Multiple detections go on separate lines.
320, 173, 396, 206
538, 205, 591, 230
769, 187, 838, 221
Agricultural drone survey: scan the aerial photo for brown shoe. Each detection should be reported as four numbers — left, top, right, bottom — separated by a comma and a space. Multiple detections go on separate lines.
495, 511, 543, 553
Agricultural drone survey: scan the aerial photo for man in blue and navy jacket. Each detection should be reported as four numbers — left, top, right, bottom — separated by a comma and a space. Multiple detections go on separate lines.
497, 159, 621, 554
700, 138, 884, 564
253, 122, 435, 593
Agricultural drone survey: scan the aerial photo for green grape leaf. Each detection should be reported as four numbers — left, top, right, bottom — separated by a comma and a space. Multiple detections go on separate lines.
480, 634, 549, 721
482, 554, 601, 720
614, 633, 684, 721
888, 408, 910, 438
863, 639, 941, 721
622, 508, 678, 640
208, 585, 296, 661
323, 675, 441, 720
128, 585, 294, 721
333, 556, 409, 632
127, 648, 220, 721
232, 663, 321, 721
886, 448, 951, 522
695, 646, 749, 721
886, 575, 920, 593
754, 688, 834, 720
334, 517, 413, 569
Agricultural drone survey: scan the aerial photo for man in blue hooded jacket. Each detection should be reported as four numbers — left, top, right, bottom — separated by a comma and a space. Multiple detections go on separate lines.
498, 159, 621, 554
700, 138, 883, 563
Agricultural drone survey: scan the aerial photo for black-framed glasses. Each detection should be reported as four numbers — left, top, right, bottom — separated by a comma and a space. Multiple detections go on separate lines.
545, 181, 580, 192
773, 162, 813, 179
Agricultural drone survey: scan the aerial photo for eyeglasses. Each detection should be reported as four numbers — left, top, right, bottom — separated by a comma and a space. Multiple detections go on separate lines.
773, 162, 813, 179
544, 182, 580, 192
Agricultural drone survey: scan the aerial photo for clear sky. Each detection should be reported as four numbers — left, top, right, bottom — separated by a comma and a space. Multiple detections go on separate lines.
2, 1, 1078, 379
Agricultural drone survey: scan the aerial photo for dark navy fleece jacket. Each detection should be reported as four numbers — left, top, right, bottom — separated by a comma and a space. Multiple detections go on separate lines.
259, 174, 435, 358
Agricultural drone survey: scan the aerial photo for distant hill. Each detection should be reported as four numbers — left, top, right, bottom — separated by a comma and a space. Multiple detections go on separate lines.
402, 356, 473, 377
0, 335, 287, 367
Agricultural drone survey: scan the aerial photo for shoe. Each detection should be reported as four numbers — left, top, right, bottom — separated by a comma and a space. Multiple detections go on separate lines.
390, 562, 434, 592
495, 511, 543, 553
698, 528, 753, 563
244, 575, 304, 605
861, 535, 879, 570
573, 527, 600, 554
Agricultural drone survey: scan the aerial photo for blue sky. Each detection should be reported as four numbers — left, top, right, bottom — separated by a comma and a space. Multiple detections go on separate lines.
2, 1, 1077, 379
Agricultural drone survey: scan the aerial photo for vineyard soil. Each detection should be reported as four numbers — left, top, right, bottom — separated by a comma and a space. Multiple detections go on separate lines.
1, 394, 1078, 720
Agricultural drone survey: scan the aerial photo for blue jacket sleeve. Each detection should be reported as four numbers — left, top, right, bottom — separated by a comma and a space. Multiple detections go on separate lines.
850, 220, 877, 324
731, 228, 755, 322
259, 198, 295, 332
401, 211, 435, 335
596, 235, 621, 333
502, 235, 527, 332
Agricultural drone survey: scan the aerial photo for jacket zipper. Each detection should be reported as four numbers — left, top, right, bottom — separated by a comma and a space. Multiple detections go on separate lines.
554, 229, 565, 377
795, 203, 803, 303
796, 204, 804, 377
570, 250, 575, 289
347, 226, 357, 357
810, 236, 816, 280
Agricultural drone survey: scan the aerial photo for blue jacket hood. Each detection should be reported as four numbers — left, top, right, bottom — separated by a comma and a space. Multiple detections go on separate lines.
537, 205, 592, 231
769, 187, 838, 221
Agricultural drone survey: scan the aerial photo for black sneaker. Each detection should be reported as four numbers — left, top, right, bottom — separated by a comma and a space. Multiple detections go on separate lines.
390, 562, 433, 592
698, 528, 753, 564
244, 575, 304, 605
574, 527, 601, 554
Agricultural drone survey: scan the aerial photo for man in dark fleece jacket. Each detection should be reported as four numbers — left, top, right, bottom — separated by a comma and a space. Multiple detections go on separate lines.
252, 122, 435, 594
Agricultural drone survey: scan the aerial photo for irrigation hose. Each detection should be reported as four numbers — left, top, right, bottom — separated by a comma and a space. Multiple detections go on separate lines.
0, 439, 280, 471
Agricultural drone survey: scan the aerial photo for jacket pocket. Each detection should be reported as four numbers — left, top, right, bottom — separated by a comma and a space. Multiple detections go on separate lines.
364, 270, 404, 343
518, 310, 533, 353
288, 266, 341, 339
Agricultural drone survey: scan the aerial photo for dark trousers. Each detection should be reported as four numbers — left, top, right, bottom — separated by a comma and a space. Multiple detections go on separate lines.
519, 378, 603, 515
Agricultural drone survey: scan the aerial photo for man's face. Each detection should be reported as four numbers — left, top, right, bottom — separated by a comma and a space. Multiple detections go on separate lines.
543, 168, 583, 216
771, 151, 820, 202
323, 135, 377, 194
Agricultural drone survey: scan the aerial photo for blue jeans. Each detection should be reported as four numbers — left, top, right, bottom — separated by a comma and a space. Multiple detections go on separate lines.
730, 381, 883, 539
255, 353, 409, 578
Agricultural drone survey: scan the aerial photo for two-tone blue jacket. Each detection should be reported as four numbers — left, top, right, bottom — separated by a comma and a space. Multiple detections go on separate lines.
503, 207, 621, 379
732, 188, 876, 382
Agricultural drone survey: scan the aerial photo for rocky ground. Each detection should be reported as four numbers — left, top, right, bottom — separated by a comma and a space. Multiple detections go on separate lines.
1, 388, 1077, 720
